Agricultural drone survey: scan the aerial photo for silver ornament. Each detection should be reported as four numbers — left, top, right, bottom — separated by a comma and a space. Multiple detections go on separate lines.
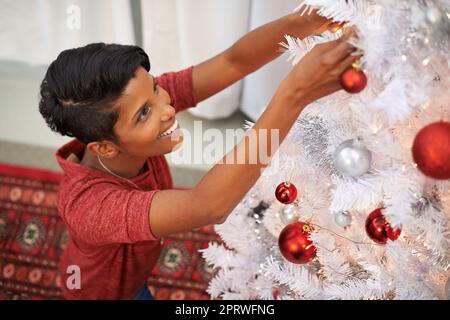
334, 210, 353, 228
426, 6, 442, 24
333, 139, 372, 177
280, 204, 299, 225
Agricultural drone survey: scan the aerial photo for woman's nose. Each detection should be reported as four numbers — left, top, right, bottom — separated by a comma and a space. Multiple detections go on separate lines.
160, 104, 176, 122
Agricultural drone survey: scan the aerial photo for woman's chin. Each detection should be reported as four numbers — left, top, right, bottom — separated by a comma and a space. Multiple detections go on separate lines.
160, 131, 184, 153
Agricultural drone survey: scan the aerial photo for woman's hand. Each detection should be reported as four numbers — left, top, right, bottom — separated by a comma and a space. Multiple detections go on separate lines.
285, 7, 346, 39
280, 28, 361, 106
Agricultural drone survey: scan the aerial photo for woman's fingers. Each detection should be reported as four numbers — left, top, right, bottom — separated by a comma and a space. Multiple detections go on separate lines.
315, 27, 358, 70
317, 27, 355, 53
328, 21, 349, 33
323, 41, 357, 66
328, 22, 344, 33
334, 52, 363, 75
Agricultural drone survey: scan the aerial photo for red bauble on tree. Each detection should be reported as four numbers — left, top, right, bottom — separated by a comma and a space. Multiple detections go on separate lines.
278, 221, 316, 264
275, 181, 298, 204
340, 61, 367, 94
412, 121, 450, 180
365, 208, 402, 244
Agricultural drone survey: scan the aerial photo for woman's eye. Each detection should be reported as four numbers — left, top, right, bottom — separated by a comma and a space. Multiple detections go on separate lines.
138, 105, 151, 122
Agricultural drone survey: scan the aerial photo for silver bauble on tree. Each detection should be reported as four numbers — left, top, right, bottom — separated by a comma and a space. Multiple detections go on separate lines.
334, 210, 353, 228
279, 204, 299, 225
333, 138, 372, 177
426, 4, 442, 24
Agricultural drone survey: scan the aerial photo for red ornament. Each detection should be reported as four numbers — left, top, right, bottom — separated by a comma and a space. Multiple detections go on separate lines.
275, 182, 298, 204
272, 287, 281, 300
340, 67, 367, 94
365, 208, 402, 244
278, 221, 316, 264
412, 121, 450, 180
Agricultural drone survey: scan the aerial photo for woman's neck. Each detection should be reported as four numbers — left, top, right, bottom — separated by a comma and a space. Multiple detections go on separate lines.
80, 148, 147, 179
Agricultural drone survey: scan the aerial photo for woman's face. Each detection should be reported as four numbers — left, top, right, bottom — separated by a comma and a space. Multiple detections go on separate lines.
112, 67, 183, 158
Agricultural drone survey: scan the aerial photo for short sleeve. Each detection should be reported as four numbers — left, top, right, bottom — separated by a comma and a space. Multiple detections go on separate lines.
156, 66, 197, 113
64, 182, 159, 245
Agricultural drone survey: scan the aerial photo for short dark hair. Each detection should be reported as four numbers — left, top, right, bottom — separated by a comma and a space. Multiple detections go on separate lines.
39, 43, 150, 144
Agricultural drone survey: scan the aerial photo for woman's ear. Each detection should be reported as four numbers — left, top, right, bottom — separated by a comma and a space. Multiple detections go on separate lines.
86, 141, 120, 159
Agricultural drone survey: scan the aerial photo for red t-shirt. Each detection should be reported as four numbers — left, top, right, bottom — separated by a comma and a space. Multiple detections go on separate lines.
56, 67, 197, 299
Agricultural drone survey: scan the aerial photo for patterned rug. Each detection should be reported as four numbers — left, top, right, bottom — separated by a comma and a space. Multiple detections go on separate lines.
0, 162, 220, 300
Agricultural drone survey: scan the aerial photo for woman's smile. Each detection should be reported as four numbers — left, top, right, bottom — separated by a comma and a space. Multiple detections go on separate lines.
157, 118, 180, 140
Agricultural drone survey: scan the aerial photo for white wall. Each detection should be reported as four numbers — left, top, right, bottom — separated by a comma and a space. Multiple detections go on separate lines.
0, 0, 136, 149
0, 61, 71, 148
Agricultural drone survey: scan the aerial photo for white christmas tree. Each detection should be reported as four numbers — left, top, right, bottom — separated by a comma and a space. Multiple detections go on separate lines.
202, 0, 450, 300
